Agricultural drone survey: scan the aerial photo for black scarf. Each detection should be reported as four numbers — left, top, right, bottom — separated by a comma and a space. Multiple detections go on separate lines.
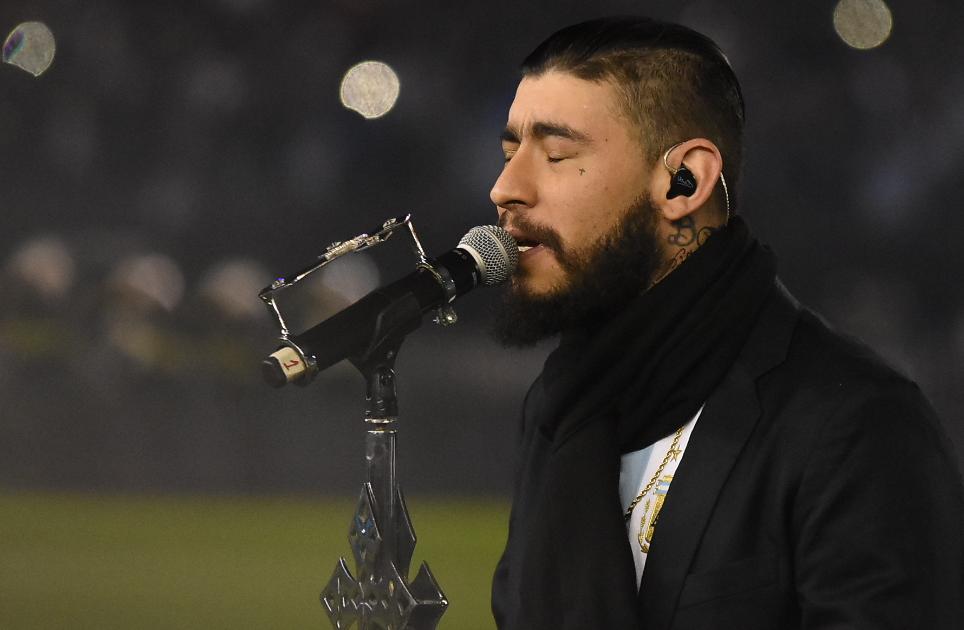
538, 216, 776, 453
497, 217, 776, 629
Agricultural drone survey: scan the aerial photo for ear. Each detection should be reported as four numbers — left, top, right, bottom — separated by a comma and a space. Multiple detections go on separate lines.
649, 138, 724, 223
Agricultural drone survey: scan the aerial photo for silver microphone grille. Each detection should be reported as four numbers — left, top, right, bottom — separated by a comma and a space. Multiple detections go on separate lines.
457, 225, 518, 286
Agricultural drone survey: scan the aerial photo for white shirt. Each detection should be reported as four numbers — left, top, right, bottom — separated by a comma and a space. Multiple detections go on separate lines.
618, 406, 703, 587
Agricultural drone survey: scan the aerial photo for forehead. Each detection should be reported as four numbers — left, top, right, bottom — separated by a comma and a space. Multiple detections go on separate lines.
505, 70, 630, 141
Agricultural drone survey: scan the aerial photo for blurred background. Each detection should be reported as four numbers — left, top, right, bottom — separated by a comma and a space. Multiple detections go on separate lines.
0, 0, 961, 628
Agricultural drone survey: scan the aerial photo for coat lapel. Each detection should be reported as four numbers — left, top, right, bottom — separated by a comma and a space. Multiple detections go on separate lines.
635, 282, 800, 629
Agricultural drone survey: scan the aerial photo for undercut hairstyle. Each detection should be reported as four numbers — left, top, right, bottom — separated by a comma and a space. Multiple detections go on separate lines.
522, 16, 746, 212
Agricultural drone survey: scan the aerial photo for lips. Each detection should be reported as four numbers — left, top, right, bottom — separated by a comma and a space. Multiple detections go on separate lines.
509, 232, 542, 251
515, 239, 545, 264
502, 224, 554, 263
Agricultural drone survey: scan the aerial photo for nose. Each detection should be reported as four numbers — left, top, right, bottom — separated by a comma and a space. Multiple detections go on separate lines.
490, 149, 536, 217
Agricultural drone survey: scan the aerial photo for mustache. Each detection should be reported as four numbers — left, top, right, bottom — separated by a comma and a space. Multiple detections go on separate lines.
498, 213, 565, 255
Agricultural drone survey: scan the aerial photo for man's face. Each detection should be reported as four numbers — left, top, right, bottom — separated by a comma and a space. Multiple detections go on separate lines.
491, 70, 654, 297
490, 70, 665, 345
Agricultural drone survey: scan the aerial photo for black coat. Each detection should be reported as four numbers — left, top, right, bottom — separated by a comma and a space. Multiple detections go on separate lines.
492, 282, 964, 629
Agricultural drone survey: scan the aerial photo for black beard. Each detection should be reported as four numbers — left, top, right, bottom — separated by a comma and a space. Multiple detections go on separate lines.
493, 195, 662, 347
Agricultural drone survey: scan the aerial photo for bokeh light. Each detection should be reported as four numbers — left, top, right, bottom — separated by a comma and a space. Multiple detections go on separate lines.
287, 252, 382, 333
5, 236, 75, 302
339, 60, 401, 119
108, 254, 185, 313
106, 318, 164, 367
317, 251, 381, 304
2, 21, 56, 76
833, 0, 893, 50
199, 258, 271, 321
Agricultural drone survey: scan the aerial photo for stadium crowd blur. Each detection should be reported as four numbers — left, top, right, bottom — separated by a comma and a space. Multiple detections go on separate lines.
0, 0, 962, 497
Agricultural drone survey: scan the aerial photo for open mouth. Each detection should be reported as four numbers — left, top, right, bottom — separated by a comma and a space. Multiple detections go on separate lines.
517, 238, 542, 253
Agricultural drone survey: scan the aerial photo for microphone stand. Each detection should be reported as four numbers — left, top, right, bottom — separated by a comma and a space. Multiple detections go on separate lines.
320, 297, 448, 630
258, 216, 449, 630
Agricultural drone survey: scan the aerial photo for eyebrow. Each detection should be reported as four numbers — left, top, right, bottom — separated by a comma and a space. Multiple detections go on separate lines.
500, 121, 592, 145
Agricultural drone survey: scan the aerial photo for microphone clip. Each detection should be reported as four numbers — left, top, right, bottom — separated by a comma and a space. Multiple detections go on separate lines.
258, 214, 458, 385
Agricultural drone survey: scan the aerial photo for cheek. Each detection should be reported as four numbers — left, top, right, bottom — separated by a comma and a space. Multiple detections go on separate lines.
565, 189, 621, 242
546, 164, 641, 248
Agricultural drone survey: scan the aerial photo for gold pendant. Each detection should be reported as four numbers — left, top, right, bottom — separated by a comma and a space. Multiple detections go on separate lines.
638, 499, 651, 553
638, 476, 673, 553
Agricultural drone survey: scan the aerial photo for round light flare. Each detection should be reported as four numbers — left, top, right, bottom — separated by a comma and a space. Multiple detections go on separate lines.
6, 235, 75, 301
290, 252, 381, 333
339, 60, 400, 119
833, 0, 894, 50
109, 253, 185, 313
199, 258, 271, 321
2, 21, 56, 76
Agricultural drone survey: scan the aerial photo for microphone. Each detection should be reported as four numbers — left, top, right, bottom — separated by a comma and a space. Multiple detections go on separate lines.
262, 225, 518, 387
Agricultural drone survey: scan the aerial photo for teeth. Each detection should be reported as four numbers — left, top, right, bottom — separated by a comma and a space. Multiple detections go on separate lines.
518, 245, 533, 252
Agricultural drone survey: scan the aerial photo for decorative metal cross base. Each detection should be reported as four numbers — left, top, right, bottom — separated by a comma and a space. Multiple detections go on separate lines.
321, 483, 447, 629
320, 354, 447, 630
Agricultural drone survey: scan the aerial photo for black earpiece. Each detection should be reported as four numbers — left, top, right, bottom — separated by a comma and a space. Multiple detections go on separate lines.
662, 141, 731, 223
666, 164, 697, 199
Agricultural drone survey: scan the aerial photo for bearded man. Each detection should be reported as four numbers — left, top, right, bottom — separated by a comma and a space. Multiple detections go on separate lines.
489, 16, 964, 629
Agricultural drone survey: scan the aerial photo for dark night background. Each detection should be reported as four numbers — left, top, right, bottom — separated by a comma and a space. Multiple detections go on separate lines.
0, 0, 961, 500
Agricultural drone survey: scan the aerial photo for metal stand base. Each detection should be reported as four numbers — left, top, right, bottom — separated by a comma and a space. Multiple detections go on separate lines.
320, 337, 447, 629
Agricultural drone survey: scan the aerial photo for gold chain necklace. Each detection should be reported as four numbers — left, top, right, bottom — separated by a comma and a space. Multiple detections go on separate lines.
623, 425, 685, 522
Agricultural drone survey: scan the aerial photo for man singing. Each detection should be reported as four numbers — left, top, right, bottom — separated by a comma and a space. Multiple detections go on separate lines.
489, 16, 964, 629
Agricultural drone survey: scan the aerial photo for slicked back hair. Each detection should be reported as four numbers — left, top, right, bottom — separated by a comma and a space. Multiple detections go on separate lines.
521, 16, 746, 212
